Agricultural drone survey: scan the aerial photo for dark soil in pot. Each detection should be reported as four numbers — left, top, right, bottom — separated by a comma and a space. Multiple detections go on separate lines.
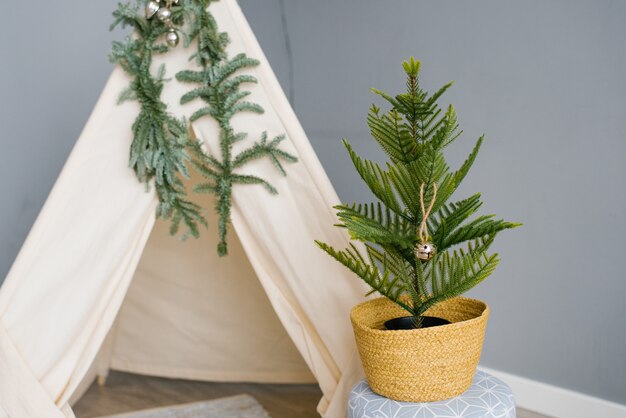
384, 315, 450, 330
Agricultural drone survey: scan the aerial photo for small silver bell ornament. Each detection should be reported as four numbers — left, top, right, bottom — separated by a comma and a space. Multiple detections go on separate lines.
416, 242, 436, 260
145, 1, 160, 19
157, 7, 172, 22
166, 29, 180, 47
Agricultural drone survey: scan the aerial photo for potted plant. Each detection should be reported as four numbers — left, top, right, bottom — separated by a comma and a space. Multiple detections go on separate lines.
316, 57, 520, 402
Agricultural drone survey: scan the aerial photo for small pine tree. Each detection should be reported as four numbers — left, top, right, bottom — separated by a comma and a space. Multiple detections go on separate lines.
316, 57, 520, 328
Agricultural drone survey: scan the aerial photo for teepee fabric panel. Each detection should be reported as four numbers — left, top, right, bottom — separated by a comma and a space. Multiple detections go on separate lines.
109, 192, 316, 384
0, 66, 158, 416
0, 323, 67, 417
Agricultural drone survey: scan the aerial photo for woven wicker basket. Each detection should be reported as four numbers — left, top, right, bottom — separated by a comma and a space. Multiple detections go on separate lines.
350, 296, 489, 402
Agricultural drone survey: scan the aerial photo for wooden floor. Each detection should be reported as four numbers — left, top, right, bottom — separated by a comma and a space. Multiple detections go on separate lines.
74, 371, 322, 418
74, 371, 551, 418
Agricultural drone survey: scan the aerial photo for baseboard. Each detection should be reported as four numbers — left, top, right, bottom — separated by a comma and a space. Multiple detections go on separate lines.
478, 366, 626, 418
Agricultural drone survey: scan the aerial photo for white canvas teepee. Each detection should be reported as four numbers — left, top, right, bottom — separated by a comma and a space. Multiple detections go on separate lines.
0, 1, 367, 417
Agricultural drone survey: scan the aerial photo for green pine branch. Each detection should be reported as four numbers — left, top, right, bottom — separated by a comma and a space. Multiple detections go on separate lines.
110, 1, 206, 240
343, 140, 404, 216
367, 107, 417, 164
429, 193, 483, 249
233, 132, 298, 175
417, 245, 501, 315
315, 241, 413, 315
176, 1, 297, 255
441, 216, 521, 249
334, 202, 415, 250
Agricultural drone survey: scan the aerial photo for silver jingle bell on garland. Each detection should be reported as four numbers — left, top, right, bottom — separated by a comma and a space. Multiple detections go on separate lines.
145, 1, 160, 18
157, 7, 172, 22
145, 0, 179, 48
166, 29, 180, 47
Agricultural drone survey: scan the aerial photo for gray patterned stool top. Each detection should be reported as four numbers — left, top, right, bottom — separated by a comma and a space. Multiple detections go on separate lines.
348, 370, 515, 418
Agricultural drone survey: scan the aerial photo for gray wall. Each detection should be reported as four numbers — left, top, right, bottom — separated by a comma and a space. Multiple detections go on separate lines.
1, 0, 625, 407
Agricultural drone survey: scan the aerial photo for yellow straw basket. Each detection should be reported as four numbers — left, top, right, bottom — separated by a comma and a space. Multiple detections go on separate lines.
350, 296, 490, 402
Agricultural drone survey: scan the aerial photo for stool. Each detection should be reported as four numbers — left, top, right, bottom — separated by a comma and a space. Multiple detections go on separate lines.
348, 370, 515, 418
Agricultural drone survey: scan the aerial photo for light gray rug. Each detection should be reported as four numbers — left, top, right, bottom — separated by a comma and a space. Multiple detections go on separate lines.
95, 394, 271, 418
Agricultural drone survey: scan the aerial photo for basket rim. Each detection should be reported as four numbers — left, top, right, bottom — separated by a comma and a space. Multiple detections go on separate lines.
350, 296, 489, 335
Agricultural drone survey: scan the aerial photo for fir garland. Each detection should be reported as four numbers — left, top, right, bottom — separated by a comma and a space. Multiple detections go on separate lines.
110, 0, 297, 255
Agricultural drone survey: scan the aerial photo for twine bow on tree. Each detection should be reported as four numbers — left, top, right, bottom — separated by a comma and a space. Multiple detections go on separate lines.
416, 182, 437, 260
